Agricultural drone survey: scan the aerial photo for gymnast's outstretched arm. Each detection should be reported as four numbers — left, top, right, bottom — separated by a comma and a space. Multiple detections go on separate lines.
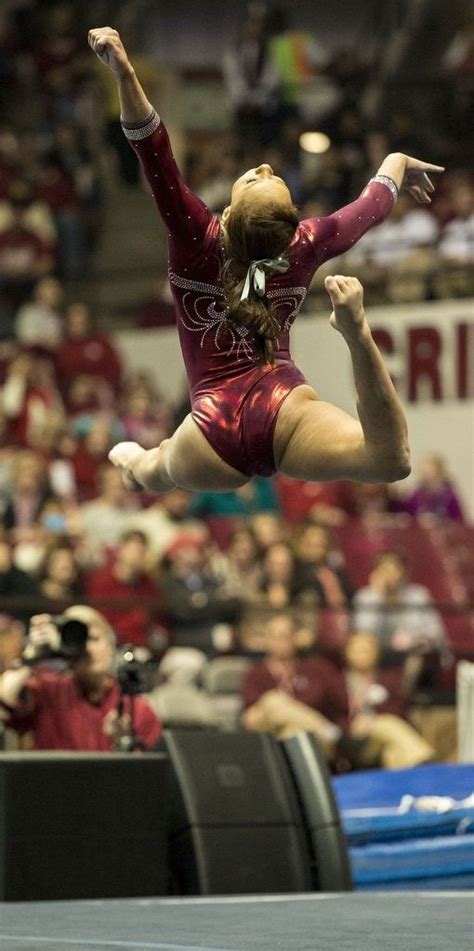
88, 27, 213, 250
302, 153, 444, 268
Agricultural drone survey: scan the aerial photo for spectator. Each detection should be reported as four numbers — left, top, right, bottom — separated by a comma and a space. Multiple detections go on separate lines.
0, 606, 161, 751
0, 613, 24, 670
275, 474, 355, 525
242, 611, 433, 769
0, 539, 38, 625
79, 464, 139, 565
220, 527, 262, 598
343, 631, 410, 720
343, 631, 434, 768
160, 536, 240, 654
191, 477, 279, 518
122, 382, 171, 450
396, 453, 466, 522
85, 530, 160, 646
249, 512, 286, 552
241, 610, 348, 758
1, 449, 51, 537
70, 420, 115, 502
15, 276, 63, 352
0, 190, 54, 308
38, 542, 82, 602
293, 522, 353, 608
55, 302, 123, 398
352, 551, 446, 659
1, 352, 64, 448
37, 151, 84, 278
252, 540, 323, 612
438, 180, 473, 263
127, 487, 207, 562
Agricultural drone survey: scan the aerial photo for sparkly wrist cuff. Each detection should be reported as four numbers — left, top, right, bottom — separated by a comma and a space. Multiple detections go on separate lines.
121, 109, 161, 140
369, 174, 399, 202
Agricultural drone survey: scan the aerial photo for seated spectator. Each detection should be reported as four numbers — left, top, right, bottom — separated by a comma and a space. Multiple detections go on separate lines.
70, 420, 115, 502
0, 539, 38, 625
0, 607, 161, 751
2, 449, 51, 539
1, 351, 64, 447
147, 647, 219, 728
396, 453, 465, 522
127, 487, 207, 563
122, 381, 171, 450
275, 475, 355, 525
352, 551, 447, 677
160, 536, 240, 655
85, 531, 160, 647
242, 612, 434, 769
0, 186, 54, 308
191, 477, 279, 518
241, 610, 349, 758
343, 631, 434, 767
251, 541, 323, 612
0, 178, 56, 246
0, 613, 24, 670
343, 631, 410, 720
38, 542, 82, 603
219, 527, 262, 597
39, 496, 80, 543
293, 522, 353, 608
55, 302, 123, 397
78, 464, 139, 565
249, 511, 286, 551
438, 180, 474, 264
15, 276, 63, 352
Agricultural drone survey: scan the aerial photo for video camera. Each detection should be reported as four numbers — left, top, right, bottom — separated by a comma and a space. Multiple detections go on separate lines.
116, 645, 156, 696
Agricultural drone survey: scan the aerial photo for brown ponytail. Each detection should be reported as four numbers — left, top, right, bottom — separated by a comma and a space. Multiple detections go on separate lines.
222, 200, 299, 365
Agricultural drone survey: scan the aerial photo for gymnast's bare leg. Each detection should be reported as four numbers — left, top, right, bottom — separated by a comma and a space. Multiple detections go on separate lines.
274, 275, 410, 483
109, 276, 410, 492
108, 415, 249, 494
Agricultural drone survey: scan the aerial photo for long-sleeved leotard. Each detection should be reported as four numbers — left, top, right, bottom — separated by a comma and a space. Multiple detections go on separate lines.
123, 110, 397, 477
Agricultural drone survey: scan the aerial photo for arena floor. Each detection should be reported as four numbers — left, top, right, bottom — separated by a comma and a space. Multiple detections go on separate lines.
0, 892, 472, 951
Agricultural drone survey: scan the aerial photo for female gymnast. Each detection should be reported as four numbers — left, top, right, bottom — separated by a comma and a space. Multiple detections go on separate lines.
88, 28, 444, 495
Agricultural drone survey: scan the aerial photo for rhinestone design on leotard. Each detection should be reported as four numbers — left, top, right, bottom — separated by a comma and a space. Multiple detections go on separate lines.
169, 269, 307, 358
267, 286, 307, 331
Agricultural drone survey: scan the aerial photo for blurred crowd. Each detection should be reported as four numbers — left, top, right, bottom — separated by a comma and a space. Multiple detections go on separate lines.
0, 403, 470, 765
0, 1, 472, 766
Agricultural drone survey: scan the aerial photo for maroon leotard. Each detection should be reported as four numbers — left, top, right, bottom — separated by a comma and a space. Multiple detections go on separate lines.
123, 111, 397, 478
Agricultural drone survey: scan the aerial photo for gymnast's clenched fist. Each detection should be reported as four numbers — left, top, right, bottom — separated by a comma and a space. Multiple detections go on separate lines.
88, 27, 132, 76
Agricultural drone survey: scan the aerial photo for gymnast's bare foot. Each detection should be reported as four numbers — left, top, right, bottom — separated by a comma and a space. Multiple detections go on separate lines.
324, 275, 367, 339
108, 441, 145, 491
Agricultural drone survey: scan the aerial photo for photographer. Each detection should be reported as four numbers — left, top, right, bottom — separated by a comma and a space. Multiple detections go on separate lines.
0, 606, 161, 751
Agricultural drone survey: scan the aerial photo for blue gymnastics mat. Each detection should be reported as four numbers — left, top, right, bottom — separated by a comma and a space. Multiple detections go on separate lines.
332, 764, 474, 889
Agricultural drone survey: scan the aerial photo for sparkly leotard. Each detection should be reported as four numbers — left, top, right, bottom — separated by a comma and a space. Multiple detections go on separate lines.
123, 111, 397, 478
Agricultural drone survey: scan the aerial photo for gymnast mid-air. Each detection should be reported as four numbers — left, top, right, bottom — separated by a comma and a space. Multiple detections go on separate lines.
88, 27, 444, 495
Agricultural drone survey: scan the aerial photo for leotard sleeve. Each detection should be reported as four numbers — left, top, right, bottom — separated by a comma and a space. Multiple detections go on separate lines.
301, 175, 399, 266
121, 109, 213, 250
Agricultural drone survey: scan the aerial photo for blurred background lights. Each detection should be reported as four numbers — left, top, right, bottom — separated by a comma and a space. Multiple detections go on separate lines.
299, 131, 331, 154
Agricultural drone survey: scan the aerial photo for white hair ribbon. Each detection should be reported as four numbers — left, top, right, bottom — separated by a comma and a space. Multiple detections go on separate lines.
239, 256, 290, 302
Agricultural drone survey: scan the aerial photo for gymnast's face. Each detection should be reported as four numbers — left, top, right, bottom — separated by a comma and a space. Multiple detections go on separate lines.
222, 164, 292, 226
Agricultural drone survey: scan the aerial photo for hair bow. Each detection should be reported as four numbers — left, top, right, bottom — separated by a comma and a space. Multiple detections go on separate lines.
240, 257, 290, 302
